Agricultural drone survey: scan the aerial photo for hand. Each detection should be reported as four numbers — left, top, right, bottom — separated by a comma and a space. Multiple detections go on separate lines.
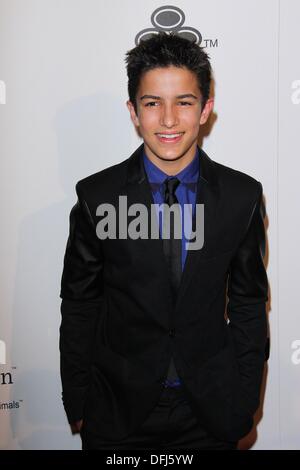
70, 419, 83, 434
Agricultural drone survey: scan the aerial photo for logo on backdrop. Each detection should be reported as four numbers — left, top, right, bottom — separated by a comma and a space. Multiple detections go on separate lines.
0, 339, 23, 411
0, 339, 14, 387
135, 5, 218, 48
0, 339, 6, 364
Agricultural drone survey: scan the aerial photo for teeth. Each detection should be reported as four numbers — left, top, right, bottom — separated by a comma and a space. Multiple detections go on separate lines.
157, 133, 183, 138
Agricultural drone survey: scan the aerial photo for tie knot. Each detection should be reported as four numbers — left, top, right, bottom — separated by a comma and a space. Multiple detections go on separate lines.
163, 177, 180, 197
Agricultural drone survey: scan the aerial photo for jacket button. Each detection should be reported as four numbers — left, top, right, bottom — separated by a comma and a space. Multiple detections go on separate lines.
169, 329, 176, 337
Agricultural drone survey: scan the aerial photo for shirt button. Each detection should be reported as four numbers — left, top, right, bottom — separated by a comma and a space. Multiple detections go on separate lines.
169, 329, 176, 337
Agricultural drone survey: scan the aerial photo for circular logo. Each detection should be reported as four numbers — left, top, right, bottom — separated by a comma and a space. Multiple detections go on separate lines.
175, 27, 202, 45
151, 5, 185, 31
135, 5, 203, 46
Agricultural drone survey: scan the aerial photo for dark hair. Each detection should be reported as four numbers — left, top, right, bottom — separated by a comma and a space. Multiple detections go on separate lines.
125, 32, 212, 114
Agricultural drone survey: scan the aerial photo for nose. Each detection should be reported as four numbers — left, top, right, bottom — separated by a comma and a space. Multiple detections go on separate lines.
160, 103, 179, 128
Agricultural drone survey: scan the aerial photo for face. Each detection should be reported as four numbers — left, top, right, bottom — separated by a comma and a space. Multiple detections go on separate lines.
127, 66, 213, 166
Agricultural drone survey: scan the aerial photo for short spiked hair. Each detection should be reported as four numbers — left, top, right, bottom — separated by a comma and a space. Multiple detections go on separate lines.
125, 32, 212, 113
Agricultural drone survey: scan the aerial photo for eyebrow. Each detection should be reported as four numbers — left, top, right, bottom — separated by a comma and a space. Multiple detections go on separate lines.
140, 93, 199, 100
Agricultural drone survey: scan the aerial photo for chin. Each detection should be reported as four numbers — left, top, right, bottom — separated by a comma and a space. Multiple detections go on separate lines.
161, 154, 182, 161
153, 151, 180, 161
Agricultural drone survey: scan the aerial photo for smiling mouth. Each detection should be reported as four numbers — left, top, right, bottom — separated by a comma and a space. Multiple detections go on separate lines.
156, 132, 184, 143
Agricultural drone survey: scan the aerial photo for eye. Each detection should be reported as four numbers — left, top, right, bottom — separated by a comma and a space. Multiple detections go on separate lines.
145, 102, 159, 107
178, 101, 192, 106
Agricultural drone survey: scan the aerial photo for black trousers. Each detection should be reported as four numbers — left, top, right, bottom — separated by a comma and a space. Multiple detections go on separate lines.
81, 385, 238, 450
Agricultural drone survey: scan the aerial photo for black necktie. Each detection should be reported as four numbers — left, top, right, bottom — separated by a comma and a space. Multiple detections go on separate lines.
162, 177, 182, 296
162, 177, 182, 385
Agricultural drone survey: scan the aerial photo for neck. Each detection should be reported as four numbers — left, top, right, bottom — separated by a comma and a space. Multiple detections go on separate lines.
144, 143, 197, 175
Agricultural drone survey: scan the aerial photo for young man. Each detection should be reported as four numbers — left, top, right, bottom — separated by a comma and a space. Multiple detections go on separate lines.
59, 32, 268, 450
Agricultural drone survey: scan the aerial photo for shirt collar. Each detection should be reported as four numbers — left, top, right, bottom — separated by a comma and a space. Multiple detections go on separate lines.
142, 145, 200, 185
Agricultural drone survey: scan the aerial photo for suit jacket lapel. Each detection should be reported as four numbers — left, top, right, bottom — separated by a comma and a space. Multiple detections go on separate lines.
175, 147, 220, 308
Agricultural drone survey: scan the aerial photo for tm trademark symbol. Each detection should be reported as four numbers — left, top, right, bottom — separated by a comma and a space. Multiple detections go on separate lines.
202, 38, 219, 48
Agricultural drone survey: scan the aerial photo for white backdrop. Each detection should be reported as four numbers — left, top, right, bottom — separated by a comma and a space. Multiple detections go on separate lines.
0, 0, 299, 450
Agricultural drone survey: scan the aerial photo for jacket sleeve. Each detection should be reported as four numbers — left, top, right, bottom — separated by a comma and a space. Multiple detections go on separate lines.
227, 181, 268, 417
59, 182, 104, 424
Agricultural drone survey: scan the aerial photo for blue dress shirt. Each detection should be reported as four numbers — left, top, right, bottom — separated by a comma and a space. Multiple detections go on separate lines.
142, 146, 200, 270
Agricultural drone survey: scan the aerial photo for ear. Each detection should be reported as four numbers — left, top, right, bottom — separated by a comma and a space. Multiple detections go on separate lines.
199, 98, 214, 125
126, 100, 140, 127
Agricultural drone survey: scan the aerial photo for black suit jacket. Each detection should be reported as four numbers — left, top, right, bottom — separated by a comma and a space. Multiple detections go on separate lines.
59, 143, 268, 442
